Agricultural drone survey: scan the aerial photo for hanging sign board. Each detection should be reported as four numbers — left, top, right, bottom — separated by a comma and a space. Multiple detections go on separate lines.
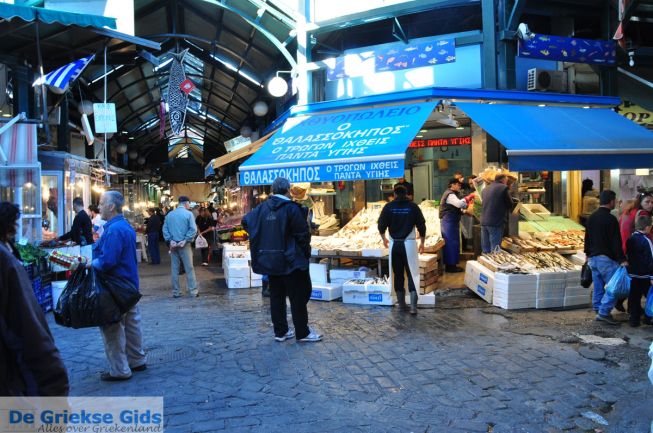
409, 136, 471, 148
93, 103, 117, 134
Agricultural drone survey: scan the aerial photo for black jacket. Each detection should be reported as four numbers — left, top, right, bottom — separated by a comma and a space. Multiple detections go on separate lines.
626, 231, 653, 279
146, 214, 161, 234
243, 195, 311, 276
378, 198, 426, 240
60, 210, 93, 246
584, 207, 626, 262
481, 181, 513, 226
0, 244, 69, 396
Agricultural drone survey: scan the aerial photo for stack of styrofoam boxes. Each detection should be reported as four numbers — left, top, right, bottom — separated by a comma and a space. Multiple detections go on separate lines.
535, 271, 566, 308
464, 261, 494, 303
329, 268, 375, 287
493, 271, 537, 309
222, 244, 251, 289
563, 266, 590, 307
342, 279, 393, 306
309, 263, 342, 301
251, 269, 263, 288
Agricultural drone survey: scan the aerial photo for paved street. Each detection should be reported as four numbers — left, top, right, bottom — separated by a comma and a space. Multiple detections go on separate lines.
48, 252, 653, 433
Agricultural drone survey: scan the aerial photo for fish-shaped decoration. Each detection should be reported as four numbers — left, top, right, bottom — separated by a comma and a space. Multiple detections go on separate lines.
167, 49, 189, 136
424, 45, 433, 52
386, 57, 396, 65
438, 49, 447, 55
404, 46, 418, 52
540, 50, 550, 56
428, 58, 438, 64
538, 35, 550, 41
445, 55, 456, 62
437, 40, 449, 46
561, 50, 568, 57
579, 48, 587, 53
418, 53, 427, 59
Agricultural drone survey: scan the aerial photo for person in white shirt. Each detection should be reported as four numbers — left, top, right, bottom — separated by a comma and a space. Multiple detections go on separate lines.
89, 204, 106, 239
439, 178, 473, 273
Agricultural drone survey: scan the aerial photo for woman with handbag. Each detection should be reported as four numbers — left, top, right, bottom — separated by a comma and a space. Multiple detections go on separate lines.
195, 208, 216, 266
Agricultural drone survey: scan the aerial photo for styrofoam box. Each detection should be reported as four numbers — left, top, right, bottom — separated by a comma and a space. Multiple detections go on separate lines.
402, 291, 436, 308
311, 248, 319, 256
564, 294, 590, 307
330, 268, 375, 282
536, 297, 564, 309
361, 248, 389, 257
225, 266, 250, 278
251, 278, 262, 287
224, 256, 249, 267
565, 285, 590, 297
310, 263, 328, 284
227, 277, 250, 289
366, 282, 392, 294
342, 290, 393, 306
330, 278, 348, 287
223, 243, 248, 252
492, 296, 534, 310
464, 261, 494, 303
52, 280, 67, 307
564, 269, 582, 288
536, 272, 566, 300
251, 269, 263, 280
342, 279, 373, 292
311, 283, 343, 301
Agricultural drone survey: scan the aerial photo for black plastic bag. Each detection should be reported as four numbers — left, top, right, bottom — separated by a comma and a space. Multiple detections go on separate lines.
581, 263, 593, 288
97, 272, 141, 314
54, 267, 122, 329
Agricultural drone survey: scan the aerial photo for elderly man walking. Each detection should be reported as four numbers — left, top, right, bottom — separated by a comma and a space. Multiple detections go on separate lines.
90, 191, 146, 381
163, 196, 199, 297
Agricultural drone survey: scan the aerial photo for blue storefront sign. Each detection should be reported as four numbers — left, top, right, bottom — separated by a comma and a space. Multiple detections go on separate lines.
239, 101, 437, 186
375, 38, 456, 72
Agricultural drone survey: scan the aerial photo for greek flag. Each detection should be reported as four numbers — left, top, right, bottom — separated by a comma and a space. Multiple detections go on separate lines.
34, 55, 95, 92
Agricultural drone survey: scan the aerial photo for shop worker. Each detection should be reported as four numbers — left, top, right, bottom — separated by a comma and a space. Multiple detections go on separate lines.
394, 178, 414, 201
440, 178, 471, 273
480, 174, 514, 253
89, 191, 146, 381
585, 190, 628, 325
163, 196, 199, 298
59, 197, 94, 248
243, 177, 322, 342
378, 184, 426, 314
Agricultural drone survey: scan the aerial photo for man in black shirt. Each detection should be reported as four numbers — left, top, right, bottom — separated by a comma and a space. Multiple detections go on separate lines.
146, 208, 162, 265
584, 190, 628, 325
394, 178, 414, 201
59, 197, 93, 247
378, 185, 426, 314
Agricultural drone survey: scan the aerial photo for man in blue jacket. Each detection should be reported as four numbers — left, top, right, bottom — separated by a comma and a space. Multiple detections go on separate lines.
90, 191, 146, 381
243, 177, 322, 342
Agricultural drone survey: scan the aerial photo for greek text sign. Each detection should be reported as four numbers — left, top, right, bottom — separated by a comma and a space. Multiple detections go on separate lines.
239, 101, 437, 185
409, 136, 471, 148
92, 103, 117, 134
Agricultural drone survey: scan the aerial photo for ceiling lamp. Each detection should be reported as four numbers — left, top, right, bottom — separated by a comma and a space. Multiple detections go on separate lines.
267, 70, 293, 97
253, 101, 268, 117
78, 100, 94, 116
137, 156, 146, 165
128, 150, 138, 160
240, 125, 252, 138
116, 143, 128, 154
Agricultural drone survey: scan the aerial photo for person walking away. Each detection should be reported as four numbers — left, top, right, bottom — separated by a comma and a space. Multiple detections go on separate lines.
146, 208, 161, 265
88, 191, 146, 381
440, 178, 471, 272
89, 204, 106, 240
195, 208, 216, 266
625, 215, 653, 327
378, 184, 427, 314
585, 190, 628, 325
163, 196, 199, 297
59, 197, 94, 257
243, 177, 322, 342
579, 179, 600, 227
0, 202, 69, 395
480, 174, 513, 254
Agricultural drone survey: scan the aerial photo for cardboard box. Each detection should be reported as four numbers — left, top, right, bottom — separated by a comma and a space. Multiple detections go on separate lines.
226, 277, 250, 289
225, 266, 250, 278
330, 268, 375, 282
311, 283, 342, 301
310, 263, 328, 284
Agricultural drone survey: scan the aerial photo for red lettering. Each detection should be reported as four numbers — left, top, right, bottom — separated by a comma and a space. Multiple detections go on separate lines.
409, 137, 471, 148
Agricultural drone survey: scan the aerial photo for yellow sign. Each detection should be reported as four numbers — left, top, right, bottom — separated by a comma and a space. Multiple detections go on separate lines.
616, 101, 653, 130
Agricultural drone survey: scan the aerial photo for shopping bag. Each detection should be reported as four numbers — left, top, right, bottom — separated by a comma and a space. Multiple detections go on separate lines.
604, 266, 631, 298
580, 263, 593, 288
645, 286, 653, 317
195, 234, 208, 249
54, 267, 122, 329
97, 272, 141, 314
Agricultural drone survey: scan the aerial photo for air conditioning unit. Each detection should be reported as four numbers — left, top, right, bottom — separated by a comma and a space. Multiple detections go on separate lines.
527, 68, 568, 92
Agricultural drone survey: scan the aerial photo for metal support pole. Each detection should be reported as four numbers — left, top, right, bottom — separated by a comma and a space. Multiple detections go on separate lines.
481, 0, 498, 90
34, 18, 51, 145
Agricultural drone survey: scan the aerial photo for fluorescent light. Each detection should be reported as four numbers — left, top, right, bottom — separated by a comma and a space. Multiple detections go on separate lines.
420, 129, 427, 132
210, 54, 262, 86
635, 168, 649, 176
583, 106, 590, 109
538, 104, 546, 107
90, 65, 124, 84
153, 58, 173, 72
416, 135, 423, 138
456, 126, 465, 130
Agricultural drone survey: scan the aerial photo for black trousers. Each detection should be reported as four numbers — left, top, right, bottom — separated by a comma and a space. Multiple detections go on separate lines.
200, 241, 212, 263
269, 268, 312, 340
391, 242, 417, 294
629, 278, 650, 323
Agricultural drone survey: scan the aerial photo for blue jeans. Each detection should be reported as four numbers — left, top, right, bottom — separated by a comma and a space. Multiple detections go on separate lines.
588, 255, 619, 315
481, 225, 503, 253
147, 232, 160, 264
170, 243, 198, 296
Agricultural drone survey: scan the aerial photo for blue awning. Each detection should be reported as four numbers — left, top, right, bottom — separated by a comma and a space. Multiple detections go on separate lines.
456, 102, 653, 171
0, 3, 117, 29
239, 101, 437, 185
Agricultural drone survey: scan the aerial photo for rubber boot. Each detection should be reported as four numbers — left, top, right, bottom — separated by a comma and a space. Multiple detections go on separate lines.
261, 279, 270, 297
410, 291, 418, 315
396, 291, 407, 311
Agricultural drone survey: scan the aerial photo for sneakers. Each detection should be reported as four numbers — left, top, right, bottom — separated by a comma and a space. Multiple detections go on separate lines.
299, 329, 323, 343
595, 314, 620, 325
274, 329, 295, 342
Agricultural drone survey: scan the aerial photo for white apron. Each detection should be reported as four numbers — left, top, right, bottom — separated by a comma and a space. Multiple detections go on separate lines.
389, 229, 420, 294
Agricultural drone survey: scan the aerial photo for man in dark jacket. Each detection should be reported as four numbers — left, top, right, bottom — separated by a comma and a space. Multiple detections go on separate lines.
625, 215, 653, 327
480, 174, 514, 253
243, 177, 322, 343
59, 197, 94, 247
585, 190, 628, 325
146, 209, 161, 265
0, 202, 69, 396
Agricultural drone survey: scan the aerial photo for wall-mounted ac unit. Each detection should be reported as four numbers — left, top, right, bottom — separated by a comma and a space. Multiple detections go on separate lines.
527, 68, 568, 92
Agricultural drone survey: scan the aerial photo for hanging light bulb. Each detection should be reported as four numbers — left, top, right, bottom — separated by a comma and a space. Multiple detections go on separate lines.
78, 100, 94, 116
268, 76, 289, 97
116, 143, 128, 154
128, 150, 138, 160
240, 125, 252, 138
253, 101, 268, 117
137, 156, 146, 165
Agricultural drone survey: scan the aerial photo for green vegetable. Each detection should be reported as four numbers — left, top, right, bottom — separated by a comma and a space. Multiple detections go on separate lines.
17, 243, 48, 264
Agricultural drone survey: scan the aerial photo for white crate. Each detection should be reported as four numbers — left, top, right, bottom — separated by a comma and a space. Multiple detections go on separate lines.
224, 256, 249, 268
536, 297, 564, 309
250, 278, 262, 287
250, 269, 263, 279
223, 243, 248, 252
330, 268, 375, 282
464, 261, 494, 303
520, 203, 551, 221
225, 266, 250, 278
311, 283, 342, 301
564, 268, 582, 288
536, 272, 566, 300
565, 285, 590, 297
365, 281, 392, 294
342, 290, 393, 306
492, 296, 534, 310
402, 291, 436, 308
310, 263, 328, 284
492, 280, 537, 310
361, 248, 389, 257
226, 277, 250, 289
311, 248, 319, 256
330, 278, 348, 286
564, 294, 590, 307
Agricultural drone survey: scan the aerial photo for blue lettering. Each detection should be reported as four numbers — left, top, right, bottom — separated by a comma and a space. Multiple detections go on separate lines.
369, 293, 383, 302
477, 285, 486, 296
479, 273, 488, 284
311, 290, 323, 299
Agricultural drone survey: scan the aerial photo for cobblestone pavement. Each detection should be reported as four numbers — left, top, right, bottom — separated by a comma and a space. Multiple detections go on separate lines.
49, 251, 653, 433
